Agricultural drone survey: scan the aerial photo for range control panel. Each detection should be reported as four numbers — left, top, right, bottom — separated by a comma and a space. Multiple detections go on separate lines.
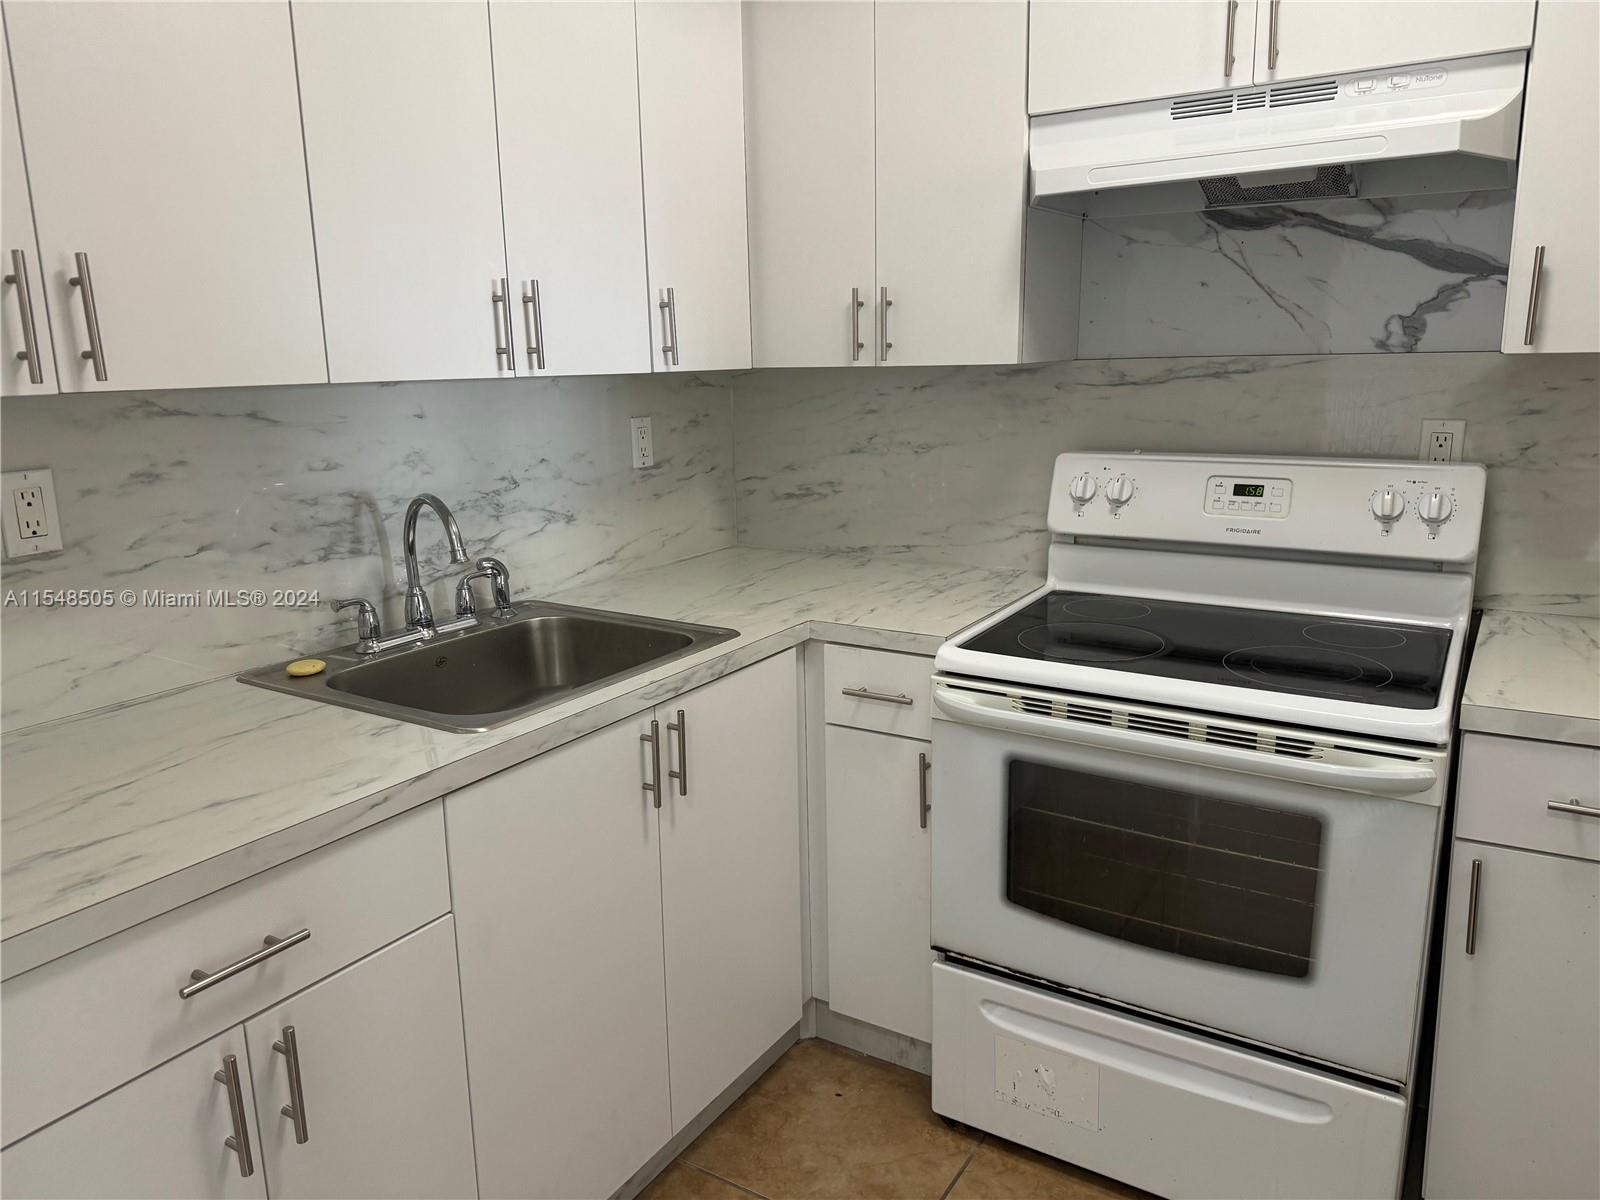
1047, 453, 1486, 563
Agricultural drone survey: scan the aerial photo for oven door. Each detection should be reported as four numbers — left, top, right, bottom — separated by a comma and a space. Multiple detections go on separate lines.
930, 679, 1446, 1083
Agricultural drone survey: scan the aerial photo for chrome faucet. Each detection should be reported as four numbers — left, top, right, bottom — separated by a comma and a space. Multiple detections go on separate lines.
402, 493, 468, 632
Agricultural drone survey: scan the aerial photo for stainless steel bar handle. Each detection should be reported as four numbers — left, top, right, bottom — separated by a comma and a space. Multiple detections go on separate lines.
522, 279, 545, 370
851, 287, 864, 362
879, 285, 893, 361
667, 708, 688, 796
1267, 0, 1281, 69
214, 1054, 256, 1178
493, 277, 512, 368
841, 686, 913, 707
1548, 798, 1600, 819
917, 752, 931, 830
666, 287, 679, 366
1522, 244, 1545, 346
1223, 0, 1238, 77
1464, 858, 1482, 955
5, 249, 44, 384
68, 251, 107, 381
273, 1025, 310, 1144
180, 927, 311, 998
657, 288, 676, 366
641, 719, 663, 808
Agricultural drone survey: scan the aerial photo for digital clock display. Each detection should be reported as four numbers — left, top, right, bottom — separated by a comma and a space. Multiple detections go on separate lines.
1232, 484, 1266, 497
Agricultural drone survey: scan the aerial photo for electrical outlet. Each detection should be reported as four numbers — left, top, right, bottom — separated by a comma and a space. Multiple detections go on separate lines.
1420, 419, 1466, 463
630, 416, 655, 469
1, 468, 64, 559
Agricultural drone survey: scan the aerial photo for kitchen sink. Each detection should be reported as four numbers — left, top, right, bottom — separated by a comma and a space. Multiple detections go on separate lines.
239, 601, 738, 732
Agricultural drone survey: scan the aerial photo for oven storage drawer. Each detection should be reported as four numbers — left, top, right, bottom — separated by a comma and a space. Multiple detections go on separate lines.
1456, 733, 1600, 862
0, 802, 450, 1147
930, 961, 1407, 1200
823, 644, 933, 740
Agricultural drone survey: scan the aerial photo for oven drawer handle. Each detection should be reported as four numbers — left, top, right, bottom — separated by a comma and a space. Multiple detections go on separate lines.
932, 687, 1438, 800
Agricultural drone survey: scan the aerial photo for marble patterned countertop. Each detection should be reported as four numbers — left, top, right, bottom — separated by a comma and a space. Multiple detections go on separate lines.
1460, 609, 1600, 748
1, 547, 1035, 976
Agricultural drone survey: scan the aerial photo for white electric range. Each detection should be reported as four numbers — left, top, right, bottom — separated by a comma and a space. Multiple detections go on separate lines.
928, 452, 1486, 1200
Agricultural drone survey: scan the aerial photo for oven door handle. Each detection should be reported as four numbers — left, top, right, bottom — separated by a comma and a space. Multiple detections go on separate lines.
933, 687, 1439, 800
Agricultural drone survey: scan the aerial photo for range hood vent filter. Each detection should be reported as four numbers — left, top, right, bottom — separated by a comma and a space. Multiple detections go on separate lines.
1199, 164, 1357, 208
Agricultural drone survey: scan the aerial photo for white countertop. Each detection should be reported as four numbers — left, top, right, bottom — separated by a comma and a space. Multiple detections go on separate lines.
1, 547, 1033, 975
1461, 609, 1600, 747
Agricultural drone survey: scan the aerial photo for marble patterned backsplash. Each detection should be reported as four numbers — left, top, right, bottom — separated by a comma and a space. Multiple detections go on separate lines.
1, 374, 735, 728
1078, 191, 1514, 357
731, 352, 1600, 617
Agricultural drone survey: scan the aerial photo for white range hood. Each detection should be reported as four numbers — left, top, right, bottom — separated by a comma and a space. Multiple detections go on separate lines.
1031, 51, 1525, 218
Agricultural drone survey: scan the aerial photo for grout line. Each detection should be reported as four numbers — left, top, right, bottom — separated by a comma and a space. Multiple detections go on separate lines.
683, 1163, 772, 1200
937, 1133, 985, 1200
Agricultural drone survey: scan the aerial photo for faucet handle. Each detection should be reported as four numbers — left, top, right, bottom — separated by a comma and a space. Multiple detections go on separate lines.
453, 571, 492, 619
332, 597, 381, 647
474, 557, 515, 615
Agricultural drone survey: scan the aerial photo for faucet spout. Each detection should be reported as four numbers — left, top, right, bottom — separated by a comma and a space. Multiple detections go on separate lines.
401, 493, 468, 632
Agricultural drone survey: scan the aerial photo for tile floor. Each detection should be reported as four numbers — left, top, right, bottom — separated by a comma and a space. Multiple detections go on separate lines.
642, 1039, 1147, 1200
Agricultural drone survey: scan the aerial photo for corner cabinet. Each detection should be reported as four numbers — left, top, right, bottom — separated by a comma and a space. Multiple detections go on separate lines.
1424, 734, 1600, 1200
449, 650, 802, 1197
2, 0, 326, 393
1500, 0, 1599, 355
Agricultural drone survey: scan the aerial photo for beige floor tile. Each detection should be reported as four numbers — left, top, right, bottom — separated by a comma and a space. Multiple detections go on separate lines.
947, 1137, 1149, 1200
680, 1040, 979, 1199
640, 1163, 764, 1200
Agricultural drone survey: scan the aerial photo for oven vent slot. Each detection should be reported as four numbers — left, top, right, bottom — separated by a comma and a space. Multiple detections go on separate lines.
1005, 692, 1335, 763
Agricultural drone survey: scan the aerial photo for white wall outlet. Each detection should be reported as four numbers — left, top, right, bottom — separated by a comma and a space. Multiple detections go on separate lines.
1420, 419, 1466, 463
630, 416, 655, 469
2, 468, 64, 559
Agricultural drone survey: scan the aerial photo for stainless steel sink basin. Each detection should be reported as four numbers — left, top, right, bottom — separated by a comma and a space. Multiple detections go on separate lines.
239, 601, 738, 732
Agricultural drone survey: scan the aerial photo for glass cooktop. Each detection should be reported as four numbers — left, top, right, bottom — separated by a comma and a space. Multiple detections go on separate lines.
957, 590, 1452, 709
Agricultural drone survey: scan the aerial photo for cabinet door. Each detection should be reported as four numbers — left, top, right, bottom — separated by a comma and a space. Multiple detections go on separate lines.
2, 30, 56, 397
294, 0, 511, 383
659, 651, 802, 1129
4, 1, 325, 393
492, 1, 652, 377
447, 714, 672, 1199
0, 1027, 264, 1200
635, 0, 752, 372
1425, 844, 1600, 1200
1501, 0, 1598, 355
242, 917, 475, 1200
743, 1, 875, 368
1028, 1, 1258, 115
825, 726, 933, 1042
876, 1, 1027, 367
1252, 0, 1534, 84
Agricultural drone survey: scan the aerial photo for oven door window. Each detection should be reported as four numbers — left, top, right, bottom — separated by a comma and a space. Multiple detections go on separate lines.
1006, 760, 1323, 978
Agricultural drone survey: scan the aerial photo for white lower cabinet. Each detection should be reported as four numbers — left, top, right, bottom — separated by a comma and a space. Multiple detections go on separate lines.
448, 712, 673, 1200
242, 917, 476, 1200
0, 1028, 265, 1200
825, 725, 933, 1042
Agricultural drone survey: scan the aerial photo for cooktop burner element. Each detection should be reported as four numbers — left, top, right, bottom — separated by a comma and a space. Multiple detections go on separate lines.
957, 590, 1451, 709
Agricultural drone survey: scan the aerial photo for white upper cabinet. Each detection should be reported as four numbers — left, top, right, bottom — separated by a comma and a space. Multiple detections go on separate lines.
492, 1, 653, 377
635, 1, 752, 372
1252, 0, 1534, 85
4, 0, 325, 393
1028, 1, 1258, 116
294, 0, 512, 384
743, 1, 876, 368
1, 29, 55, 397
876, 1, 1028, 367
1501, 0, 1598, 355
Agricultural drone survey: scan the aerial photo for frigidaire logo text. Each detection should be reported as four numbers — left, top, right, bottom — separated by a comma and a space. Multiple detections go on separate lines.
1224, 526, 1263, 536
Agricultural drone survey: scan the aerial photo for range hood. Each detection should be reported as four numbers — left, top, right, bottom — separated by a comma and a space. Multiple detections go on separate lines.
1031, 51, 1525, 219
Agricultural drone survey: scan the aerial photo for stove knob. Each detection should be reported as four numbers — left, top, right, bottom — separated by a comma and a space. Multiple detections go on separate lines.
1067, 474, 1097, 507
1105, 475, 1135, 509
1371, 486, 1407, 526
1419, 487, 1453, 532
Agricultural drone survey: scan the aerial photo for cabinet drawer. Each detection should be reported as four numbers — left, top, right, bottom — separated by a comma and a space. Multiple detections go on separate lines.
823, 644, 934, 740
1, 802, 449, 1146
1457, 734, 1600, 862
